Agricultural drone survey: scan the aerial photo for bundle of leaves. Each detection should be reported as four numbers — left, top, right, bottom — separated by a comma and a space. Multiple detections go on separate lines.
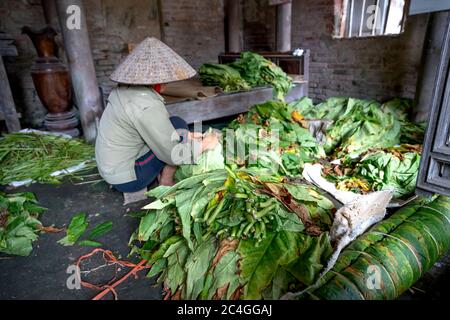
380, 99, 426, 144
292, 97, 426, 159
230, 52, 293, 101
0, 192, 46, 256
130, 162, 335, 299
0, 133, 95, 185
199, 63, 251, 92
58, 212, 113, 247
131, 94, 428, 300
226, 100, 325, 176
325, 145, 422, 198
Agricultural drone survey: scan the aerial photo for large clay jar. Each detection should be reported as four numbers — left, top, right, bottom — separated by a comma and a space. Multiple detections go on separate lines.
22, 26, 79, 137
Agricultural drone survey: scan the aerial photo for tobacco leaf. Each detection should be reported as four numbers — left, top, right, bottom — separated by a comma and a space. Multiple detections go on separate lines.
58, 212, 88, 246
238, 231, 299, 299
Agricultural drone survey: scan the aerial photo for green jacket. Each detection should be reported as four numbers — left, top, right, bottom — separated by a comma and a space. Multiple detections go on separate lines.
95, 86, 185, 185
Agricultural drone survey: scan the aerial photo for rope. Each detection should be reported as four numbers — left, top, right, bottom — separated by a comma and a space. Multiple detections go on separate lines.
75, 248, 151, 300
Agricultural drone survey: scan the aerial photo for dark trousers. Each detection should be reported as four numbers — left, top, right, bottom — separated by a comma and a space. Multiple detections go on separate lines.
112, 116, 188, 193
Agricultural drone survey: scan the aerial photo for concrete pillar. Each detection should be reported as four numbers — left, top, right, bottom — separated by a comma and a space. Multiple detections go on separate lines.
55, 0, 103, 143
227, 0, 243, 53
276, 1, 292, 52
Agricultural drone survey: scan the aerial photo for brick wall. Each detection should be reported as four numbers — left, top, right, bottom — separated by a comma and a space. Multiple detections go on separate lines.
242, 0, 428, 102
243, 0, 276, 51
160, 0, 225, 69
291, 0, 428, 102
85, 0, 162, 89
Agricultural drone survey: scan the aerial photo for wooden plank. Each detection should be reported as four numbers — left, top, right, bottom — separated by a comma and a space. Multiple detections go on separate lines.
166, 83, 308, 124
166, 87, 273, 124
0, 57, 21, 132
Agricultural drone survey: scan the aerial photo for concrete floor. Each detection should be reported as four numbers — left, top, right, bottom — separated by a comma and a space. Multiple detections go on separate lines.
0, 175, 448, 300
0, 177, 161, 300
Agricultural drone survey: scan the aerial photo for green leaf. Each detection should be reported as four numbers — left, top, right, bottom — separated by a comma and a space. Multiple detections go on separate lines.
78, 240, 102, 247
184, 237, 217, 299
138, 208, 172, 241
147, 258, 167, 278
207, 251, 240, 300
285, 232, 333, 286
88, 221, 113, 240
175, 189, 197, 250
262, 267, 296, 299
165, 240, 189, 293
58, 212, 88, 246
238, 231, 299, 299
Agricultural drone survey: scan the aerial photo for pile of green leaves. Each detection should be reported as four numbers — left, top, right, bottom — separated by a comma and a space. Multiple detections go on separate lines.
230, 52, 293, 100
327, 145, 422, 198
0, 192, 46, 256
199, 52, 293, 100
130, 164, 335, 299
199, 63, 251, 92
131, 94, 428, 300
226, 100, 325, 176
292, 97, 426, 159
0, 133, 96, 185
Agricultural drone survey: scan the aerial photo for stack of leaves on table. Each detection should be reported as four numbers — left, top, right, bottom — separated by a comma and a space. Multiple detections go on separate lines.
199, 52, 293, 101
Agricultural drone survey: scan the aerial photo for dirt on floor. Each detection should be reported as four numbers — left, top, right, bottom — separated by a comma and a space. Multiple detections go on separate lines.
0, 175, 448, 300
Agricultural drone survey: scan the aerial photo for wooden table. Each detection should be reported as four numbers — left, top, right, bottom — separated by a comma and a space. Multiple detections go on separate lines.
166, 81, 307, 124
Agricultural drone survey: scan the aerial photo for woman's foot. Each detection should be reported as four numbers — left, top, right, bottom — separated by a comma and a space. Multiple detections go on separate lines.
158, 165, 177, 186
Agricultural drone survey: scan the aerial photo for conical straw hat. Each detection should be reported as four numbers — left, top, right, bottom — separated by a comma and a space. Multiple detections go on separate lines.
110, 37, 197, 85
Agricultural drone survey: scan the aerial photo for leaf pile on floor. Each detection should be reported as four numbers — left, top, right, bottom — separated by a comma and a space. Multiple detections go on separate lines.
199, 52, 293, 100
325, 145, 422, 198
226, 100, 325, 176
227, 97, 425, 197
292, 97, 425, 158
0, 192, 46, 256
0, 133, 96, 185
130, 166, 335, 299
132, 95, 427, 300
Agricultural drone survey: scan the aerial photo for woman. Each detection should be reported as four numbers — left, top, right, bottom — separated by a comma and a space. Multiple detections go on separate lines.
95, 37, 219, 192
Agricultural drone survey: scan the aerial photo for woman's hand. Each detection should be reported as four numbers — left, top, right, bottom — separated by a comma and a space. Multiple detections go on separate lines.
201, 130, 221, 152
